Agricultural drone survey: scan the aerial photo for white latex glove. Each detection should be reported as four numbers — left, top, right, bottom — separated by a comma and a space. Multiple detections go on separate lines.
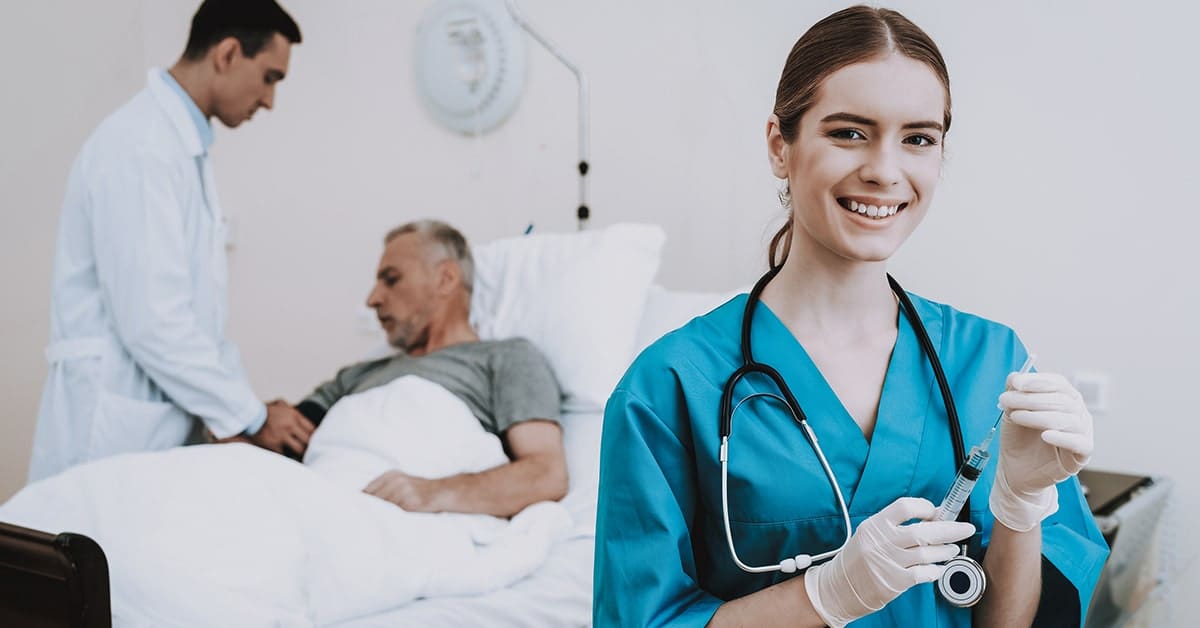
805, 497, 975, 627
991, 372, 1094, 532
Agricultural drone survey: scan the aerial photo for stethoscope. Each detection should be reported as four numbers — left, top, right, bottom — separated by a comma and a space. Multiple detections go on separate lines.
718, 266, 987, 607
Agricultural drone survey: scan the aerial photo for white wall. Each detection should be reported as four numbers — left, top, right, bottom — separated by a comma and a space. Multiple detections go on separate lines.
3, 0, 1197, 618
0, 0, 144, 502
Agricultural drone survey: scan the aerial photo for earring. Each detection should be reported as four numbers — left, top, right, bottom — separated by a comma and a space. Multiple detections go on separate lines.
777, 182, 791, 209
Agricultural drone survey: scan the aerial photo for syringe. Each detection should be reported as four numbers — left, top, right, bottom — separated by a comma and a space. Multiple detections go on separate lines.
933, 354, 1037, 522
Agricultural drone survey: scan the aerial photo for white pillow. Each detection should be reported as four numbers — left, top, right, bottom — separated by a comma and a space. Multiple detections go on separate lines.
633, 285, 745, 354
470, 223, 666, 413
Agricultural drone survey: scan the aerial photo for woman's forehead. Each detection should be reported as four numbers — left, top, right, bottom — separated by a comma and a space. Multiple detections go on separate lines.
809, 54, 947, 127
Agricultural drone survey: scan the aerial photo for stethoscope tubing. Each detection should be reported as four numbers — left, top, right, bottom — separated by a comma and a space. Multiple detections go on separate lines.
720, 392, 852, 573
720, 267, 971, 575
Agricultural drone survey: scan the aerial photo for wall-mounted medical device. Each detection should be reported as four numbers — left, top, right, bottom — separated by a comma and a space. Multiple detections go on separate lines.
414, 0, 591, 229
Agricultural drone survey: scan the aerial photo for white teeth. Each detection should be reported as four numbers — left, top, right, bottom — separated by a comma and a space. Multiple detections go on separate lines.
843, 200, 903, 219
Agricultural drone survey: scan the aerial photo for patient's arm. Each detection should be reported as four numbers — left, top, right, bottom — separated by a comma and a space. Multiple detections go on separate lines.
363, 419, 568, 518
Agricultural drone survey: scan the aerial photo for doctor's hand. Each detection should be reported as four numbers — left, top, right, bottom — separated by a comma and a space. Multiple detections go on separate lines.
805, 497, 975, 628
992, 372, 1093, 532
363, 470, 445, 512
251, 400, 316, 457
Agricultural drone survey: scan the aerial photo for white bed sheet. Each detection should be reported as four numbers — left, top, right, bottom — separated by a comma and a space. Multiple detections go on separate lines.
332, 534, 593, 628
332, 411, 603, 628
326, 284, 729, 627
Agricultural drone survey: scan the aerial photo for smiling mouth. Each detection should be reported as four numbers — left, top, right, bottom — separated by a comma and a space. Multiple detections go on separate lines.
837, 198, 909, 220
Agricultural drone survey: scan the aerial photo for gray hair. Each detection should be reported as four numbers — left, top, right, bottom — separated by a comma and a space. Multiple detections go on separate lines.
385, 220, 475, 296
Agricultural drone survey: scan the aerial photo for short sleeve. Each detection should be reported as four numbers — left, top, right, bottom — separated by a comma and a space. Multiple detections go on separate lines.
594, 387, 724, 626
1038, 475, 1110, 625
490, 339, 562, 432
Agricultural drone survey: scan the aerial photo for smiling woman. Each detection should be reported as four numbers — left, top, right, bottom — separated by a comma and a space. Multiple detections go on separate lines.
594, 5, 1108, 628
767, 54, 945, 265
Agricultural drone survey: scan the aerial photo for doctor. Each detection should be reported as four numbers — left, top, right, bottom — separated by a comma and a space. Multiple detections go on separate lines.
29, 0, 312, 483
594, 5, 1108, 627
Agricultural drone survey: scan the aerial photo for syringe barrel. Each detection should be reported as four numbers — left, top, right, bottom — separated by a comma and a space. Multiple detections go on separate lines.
934, 474, 979, 521
933, 448, 991, 521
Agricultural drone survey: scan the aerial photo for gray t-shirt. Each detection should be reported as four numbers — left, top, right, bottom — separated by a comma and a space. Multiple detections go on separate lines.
302, 338, 561, 436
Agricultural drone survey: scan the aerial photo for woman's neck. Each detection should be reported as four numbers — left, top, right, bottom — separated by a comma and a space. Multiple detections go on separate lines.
760, 247, 898, 344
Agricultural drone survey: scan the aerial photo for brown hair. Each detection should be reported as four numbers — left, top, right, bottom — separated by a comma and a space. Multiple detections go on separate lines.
768, 5, 951, 269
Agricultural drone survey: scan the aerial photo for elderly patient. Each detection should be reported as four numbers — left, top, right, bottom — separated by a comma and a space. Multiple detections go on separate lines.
278, 219, 567, 517
1, 219, 573, 623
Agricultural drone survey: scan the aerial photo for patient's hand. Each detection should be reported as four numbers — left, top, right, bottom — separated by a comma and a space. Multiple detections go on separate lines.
364, 470, 445, 513
251, 400, 316, 456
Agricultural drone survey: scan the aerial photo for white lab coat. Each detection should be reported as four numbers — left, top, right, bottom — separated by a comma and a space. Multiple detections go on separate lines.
29, 69, 264, 483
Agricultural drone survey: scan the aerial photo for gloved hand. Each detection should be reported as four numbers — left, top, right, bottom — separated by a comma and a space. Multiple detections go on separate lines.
992, 372, 1094, 532
805, 497, 975, 627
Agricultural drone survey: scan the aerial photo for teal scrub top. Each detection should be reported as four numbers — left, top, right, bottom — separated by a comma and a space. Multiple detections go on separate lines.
594, 292, 1109, 627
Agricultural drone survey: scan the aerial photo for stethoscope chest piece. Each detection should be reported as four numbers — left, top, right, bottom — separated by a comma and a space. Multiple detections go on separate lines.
937, 549, 987, 608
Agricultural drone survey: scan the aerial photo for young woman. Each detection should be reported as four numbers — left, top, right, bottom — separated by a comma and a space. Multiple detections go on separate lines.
594, 6, 1107, 627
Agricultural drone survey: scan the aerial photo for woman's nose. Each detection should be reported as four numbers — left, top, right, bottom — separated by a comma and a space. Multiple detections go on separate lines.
859, 144, 902, 187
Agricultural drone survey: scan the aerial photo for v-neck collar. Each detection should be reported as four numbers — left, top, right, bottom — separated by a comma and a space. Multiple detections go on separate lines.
749, 294, 941, 514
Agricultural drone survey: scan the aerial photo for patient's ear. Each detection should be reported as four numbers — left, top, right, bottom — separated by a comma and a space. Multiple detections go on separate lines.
435, 259, 462, 295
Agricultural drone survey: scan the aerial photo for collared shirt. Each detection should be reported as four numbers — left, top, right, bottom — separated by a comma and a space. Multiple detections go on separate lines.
161, 69, 214, 154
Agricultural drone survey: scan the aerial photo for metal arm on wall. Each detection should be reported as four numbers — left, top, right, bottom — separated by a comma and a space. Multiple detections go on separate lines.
503, 0, 590, 230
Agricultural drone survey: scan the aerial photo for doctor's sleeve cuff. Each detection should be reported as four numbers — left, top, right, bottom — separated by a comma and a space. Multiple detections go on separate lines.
242, 403, 268, 436
206, 398, 267, 440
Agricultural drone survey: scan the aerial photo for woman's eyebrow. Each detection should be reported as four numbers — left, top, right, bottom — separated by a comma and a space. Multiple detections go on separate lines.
902, 120, 944, 132
820, 112, 943, 133
821, 112, 877, 126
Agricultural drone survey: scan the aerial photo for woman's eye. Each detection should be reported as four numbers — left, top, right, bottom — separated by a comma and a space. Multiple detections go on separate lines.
830, 129, 866, 141
904, 134, 938, 147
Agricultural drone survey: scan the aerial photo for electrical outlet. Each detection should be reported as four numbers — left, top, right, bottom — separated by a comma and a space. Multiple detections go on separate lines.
1070, 372, 1110, 414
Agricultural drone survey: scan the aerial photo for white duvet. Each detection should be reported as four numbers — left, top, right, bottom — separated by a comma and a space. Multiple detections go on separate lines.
0, 375, 571, 627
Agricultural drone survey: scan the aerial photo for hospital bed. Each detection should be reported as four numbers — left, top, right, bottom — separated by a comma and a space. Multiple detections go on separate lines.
0, 222, 724, 627
329, 283, 738, 626
0, 520, 110, 627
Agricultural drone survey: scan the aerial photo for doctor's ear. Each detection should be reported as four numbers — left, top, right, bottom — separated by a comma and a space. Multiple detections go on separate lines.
766, 115, 789, 179
211, 37, 242, 73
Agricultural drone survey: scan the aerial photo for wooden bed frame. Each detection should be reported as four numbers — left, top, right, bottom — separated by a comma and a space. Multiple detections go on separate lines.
0, 521, 110, 628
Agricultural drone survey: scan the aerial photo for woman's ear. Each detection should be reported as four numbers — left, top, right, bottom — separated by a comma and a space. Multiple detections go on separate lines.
766, 114, 789, 179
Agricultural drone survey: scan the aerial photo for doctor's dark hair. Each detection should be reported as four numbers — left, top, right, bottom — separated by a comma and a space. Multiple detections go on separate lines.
182, 0, 302, 61
768, 5, 950, 270
385, 220, 476, 297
